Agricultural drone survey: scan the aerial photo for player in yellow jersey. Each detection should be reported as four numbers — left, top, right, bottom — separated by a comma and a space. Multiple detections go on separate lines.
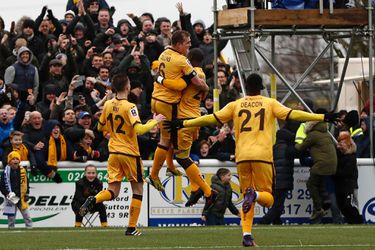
165, 73, 339, 247
148, 30, 208, 192
153, 48, 216, 207
80, 73, 165, 236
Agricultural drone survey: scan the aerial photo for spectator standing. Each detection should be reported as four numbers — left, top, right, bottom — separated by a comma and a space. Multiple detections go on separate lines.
295, 117, 337, 223
0, 151, 32, 229
201, 168, 240, 225
334, 131, 363, 224
259, 128, 296, 225
71, 164, 107, 227
4, 46, 39, 104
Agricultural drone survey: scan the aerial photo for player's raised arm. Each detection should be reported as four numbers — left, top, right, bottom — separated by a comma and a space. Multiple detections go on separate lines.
288, 109, 339, 123
134, 113, 166, 135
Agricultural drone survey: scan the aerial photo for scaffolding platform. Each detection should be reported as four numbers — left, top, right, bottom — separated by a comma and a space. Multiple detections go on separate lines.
217, 7, 368, 29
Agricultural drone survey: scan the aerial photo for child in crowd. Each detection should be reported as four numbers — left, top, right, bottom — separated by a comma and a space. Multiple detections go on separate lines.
71, 164, 107, 227
0, 151, 32, 229
46, 121, 70, 170
73, 134, 100, 162
2, 131, 38, 175
201, 168, 240, 225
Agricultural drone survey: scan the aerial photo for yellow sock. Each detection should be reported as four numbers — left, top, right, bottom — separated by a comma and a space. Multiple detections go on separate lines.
166, 147, 176, 171
241, 203, 255, 234
101, 222, 108, 227
190, 179, 199, 192
185, 163, 211, 197
128, 195, 142, 228
256, 191, 274, 208
151, 145, 168, 179
74, 222, 81, 227
95, 190, 113, 203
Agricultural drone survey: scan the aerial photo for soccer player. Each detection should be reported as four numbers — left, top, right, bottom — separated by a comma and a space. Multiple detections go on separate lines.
166, 73, 338, 247
147, 30, 208, 192
80, 73, 165, 236
154, 48, 215, 207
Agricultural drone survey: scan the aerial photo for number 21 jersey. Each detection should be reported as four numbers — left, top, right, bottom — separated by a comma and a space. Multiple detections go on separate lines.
214, 95, 292, 164
99, 98, 141, 156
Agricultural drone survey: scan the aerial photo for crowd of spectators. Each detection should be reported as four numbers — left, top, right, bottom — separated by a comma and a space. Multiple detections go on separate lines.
0, 0, 235, 179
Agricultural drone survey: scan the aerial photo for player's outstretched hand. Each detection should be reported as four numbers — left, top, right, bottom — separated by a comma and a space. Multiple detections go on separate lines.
324, 112, 339, 124
164, 119, 184, 132
154, 113, 166, 123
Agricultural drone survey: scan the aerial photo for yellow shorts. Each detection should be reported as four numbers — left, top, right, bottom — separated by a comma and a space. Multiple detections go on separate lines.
175, 127, 199, 151
236, 161, 275, 194
107, 153, 144, 183
151, 98, 178, 140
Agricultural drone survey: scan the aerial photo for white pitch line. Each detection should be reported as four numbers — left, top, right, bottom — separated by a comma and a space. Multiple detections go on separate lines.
0, 224, 373, 234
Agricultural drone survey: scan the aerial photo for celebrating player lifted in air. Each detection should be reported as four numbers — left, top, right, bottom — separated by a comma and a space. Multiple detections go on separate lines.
165, 73, 339, 247
147, 30, 217, 206
153, 47, 215, 207
80, 73, 165, 236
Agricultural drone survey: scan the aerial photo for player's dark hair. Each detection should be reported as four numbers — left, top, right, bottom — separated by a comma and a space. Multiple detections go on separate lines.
112, 73, 129, 92
187, 48, 204, 68
171, 30, 190, 46
216, 168, 230, 178
245, 73, 264, 95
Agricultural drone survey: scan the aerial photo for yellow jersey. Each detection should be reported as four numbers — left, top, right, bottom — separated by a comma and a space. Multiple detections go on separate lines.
152, 48, 196, 104
214, 95, 292, 163
178, 67, 206, 119
99, 98, 141, 157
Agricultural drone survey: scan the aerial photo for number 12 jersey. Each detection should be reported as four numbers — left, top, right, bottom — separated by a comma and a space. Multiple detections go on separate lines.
99, 98, 141, 157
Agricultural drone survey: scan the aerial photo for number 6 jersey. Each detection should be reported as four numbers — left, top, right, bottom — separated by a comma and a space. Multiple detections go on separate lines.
99, 98, 142, 157
214, 95, 292, 164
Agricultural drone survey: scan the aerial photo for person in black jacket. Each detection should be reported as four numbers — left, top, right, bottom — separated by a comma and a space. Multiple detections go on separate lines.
201, 168, 240, 225
259, 128, 296, 224
71, 164, 107, 227
334, 131, 363, 224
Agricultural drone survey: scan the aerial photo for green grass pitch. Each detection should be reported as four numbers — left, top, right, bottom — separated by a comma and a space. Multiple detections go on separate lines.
0, 225, 374, 249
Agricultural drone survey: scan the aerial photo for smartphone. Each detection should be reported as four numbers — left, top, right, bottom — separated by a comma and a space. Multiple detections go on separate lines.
76, 76, 85, 87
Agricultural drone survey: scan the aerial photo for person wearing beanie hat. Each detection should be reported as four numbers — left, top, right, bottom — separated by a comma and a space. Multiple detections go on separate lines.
22, 19, 36, 31
166, 72, 340, 247
7, 151, 21, 163
343, 110, 364, 140
18, 18, 44, 62
0, 151, 32, 229
65, 10, 75, 23
193, 19, 206, 30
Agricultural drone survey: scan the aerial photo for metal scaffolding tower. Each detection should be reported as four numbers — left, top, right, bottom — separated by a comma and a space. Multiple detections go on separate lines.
212, 1, 374, 159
